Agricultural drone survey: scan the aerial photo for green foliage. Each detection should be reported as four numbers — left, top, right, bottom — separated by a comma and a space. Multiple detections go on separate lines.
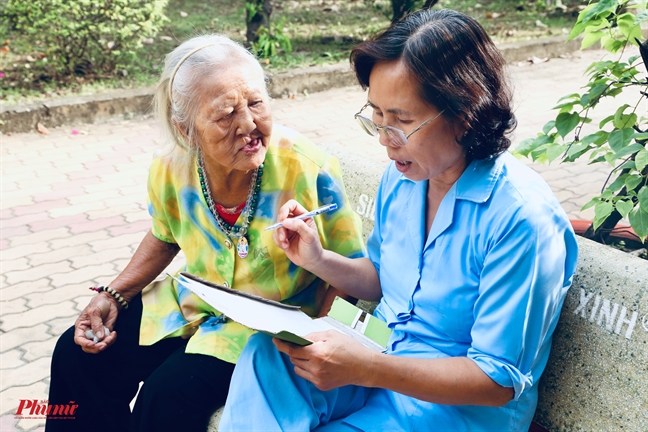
515, 0, 648, 242
251, 18, 292, 59
1, 0, 168, 75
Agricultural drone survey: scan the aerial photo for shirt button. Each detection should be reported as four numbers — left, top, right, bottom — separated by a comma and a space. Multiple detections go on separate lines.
223, 281, 229, 288
225, 240, 232, 249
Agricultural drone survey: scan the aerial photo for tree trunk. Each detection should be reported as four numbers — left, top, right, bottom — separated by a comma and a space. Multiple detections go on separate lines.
391, 0, 439, 23
246, 0, 273, 45
423, 0, 439, 9
391, 0, 416, 23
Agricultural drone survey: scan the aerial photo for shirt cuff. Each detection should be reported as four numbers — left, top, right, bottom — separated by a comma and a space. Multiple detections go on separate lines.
469, 353, 533, 401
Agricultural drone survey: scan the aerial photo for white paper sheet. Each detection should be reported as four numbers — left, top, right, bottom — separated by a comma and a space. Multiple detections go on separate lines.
175, 274, 326, 339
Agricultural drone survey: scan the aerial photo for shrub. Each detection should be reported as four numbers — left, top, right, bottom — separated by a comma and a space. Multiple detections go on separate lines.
1, 0, 168, 76
516, 0, 648, 243
251, 18, 292, 59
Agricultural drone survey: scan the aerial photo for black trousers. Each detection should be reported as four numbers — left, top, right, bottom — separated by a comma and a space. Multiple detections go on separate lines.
46, 294, 236, 432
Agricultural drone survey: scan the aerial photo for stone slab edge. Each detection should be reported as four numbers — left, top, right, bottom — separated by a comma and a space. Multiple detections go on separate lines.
1, 35, 582, 135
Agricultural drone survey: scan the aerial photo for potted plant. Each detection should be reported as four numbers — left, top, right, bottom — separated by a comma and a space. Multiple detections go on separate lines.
515, 0, 648, 251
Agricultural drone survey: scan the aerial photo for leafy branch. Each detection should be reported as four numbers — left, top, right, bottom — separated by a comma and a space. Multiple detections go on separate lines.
515, 0, 648, 243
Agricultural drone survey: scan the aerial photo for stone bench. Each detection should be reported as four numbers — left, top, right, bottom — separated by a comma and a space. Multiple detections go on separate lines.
208, 144, 648, 431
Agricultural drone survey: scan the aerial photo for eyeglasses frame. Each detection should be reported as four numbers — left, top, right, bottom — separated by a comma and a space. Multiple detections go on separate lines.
354, 102, 446, 147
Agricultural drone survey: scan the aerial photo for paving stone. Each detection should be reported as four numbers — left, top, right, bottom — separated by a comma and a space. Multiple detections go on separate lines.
112, 258, 132, 273
1, 301, 78, 333
1, 168, 38, 181
16, 418, 46, 432
108, 220, 151, 237
1, 244, 52, 262
2, 213, 50, 230
49, 162, 87, 174
49, 263, 118, 289
68, 216, 125, 235
67, 189, 122, 206
5, 262, 74, 286
82, 176, 137, 194
0, 324, 51, 353
67, 168, 109, 181
1, 280, 52, 302
0, 381, 48, 419
28, 214, 88, 234
0, 298, 28, 315
99, 169, 147, 183
72, 295, 95, 313
2, 181, 18, 193
2, 226, 32, 240
67, 246, 131, 270
28, 244, 92, 268
47, 230, 110, 250
88, 201, 144, 219
25, 283, 90, 309
45, 316, 75, 338
0, 357, 51, 393
49, 177, 102, 193
0, 350, 27, 369
21, 338, 57, 363
0, 208, 15, 219
89, 232, 147, 253
1, 195, 34, 210
13, 199, 70, 218
123, 210, 152, 223
31, 188, 85, 203
48, 200, 106, 219
2, 258, 31, 273
83, 158, 127, 172
9, 228, 70, 248
117, 184, 146, 197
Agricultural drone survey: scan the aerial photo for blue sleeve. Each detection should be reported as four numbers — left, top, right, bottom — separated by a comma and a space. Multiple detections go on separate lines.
467, 205, 578, 400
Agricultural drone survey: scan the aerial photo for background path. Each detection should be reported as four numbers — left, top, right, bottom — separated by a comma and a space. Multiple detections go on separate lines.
1, 47, 644, 431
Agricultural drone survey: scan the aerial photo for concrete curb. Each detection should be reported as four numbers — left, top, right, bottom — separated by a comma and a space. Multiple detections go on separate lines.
1, 35, 582, 135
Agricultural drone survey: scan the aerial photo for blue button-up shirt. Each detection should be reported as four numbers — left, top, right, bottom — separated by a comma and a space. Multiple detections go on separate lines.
350, 152, 578, 431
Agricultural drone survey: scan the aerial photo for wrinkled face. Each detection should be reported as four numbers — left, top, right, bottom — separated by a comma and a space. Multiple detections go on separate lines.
368, 60, 466, 183
192, 63, 272, 173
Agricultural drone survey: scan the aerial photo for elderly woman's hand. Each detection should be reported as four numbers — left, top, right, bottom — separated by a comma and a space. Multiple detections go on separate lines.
273, 330, 377, 391
73, 293, 119, 354
272, 199, 325, 269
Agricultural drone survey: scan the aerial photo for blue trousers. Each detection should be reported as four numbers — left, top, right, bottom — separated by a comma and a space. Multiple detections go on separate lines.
220, 333, 418, 432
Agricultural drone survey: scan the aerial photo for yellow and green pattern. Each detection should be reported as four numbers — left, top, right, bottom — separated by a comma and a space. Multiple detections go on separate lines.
140, 124, 366, 363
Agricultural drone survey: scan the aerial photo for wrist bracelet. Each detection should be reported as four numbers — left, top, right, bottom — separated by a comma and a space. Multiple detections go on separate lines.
89, 286, 129, 309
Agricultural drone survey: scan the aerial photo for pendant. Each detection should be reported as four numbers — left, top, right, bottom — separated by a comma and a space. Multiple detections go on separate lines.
237, 236, 249, 259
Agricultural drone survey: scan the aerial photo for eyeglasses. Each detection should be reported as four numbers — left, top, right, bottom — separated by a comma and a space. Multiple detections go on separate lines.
354, 102, 445, 147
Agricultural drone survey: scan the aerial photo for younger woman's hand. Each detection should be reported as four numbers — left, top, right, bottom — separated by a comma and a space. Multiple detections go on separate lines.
272, 199, 325, 270
273, 330, 377, 391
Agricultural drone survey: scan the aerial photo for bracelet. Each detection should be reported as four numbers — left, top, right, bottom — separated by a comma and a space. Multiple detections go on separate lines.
89, 286, 129, 309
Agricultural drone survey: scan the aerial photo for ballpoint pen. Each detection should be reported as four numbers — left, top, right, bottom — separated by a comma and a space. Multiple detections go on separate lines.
264, 203, 338, 231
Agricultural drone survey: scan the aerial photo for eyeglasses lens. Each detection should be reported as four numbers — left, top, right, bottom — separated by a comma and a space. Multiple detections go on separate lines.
356, 115, 408, 147
385, 128, 407, 147
356, 116, 377, 136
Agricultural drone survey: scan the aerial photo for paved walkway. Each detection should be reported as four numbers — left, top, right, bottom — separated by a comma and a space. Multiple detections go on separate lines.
0, 47, 643, 431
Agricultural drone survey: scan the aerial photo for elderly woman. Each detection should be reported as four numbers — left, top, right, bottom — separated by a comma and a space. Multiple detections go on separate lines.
219, 9, 579, 431
45, 35, 364, 432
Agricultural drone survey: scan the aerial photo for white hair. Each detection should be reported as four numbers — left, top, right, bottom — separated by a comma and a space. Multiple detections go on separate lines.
154, 35, 267, 158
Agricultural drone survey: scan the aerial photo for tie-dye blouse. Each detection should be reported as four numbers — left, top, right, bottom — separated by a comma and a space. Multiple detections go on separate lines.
140, 124, 366, 363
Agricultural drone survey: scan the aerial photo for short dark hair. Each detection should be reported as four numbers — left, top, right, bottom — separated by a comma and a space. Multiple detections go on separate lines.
350, 9, 516, 160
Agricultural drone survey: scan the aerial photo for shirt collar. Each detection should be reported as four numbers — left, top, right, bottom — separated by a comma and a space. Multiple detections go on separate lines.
397, 152, 505, 204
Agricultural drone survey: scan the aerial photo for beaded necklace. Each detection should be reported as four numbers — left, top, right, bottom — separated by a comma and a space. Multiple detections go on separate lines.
196, 152, 263, 259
